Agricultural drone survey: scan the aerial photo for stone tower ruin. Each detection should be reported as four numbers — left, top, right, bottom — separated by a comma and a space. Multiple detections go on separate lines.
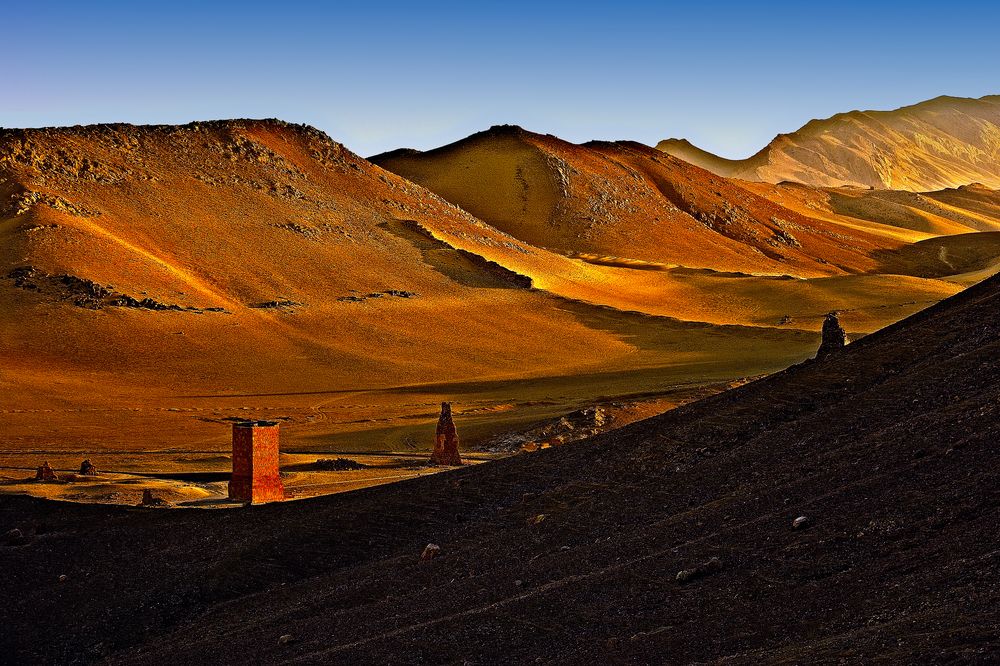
430, 402, 463, 466
228, 420, 285, 503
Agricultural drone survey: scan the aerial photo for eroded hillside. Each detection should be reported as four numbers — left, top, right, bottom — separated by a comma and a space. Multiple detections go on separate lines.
4, 119, 1000, 492
0, 121, 817, 472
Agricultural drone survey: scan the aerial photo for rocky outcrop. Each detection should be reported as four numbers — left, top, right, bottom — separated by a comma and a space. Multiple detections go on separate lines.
5, 190, 101, 218
480, 406, 611, 453
817, 312, 848, 359
139, 489, 166, 507
5, 266, 226, 313
336, 290, 419, 303
430, 402, 462, 466
34, 461, 58, 482
314, 458, 367, 471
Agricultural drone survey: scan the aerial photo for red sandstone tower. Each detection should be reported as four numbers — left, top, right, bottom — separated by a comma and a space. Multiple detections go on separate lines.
430, 402, 463, 466
228, 420, 285, 503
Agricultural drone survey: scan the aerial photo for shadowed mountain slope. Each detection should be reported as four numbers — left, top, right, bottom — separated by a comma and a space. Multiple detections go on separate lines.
4, 271, 1000, 663
658, 95, 1000, 191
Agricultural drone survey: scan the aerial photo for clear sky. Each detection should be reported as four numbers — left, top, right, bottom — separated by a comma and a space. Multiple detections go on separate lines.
5, 1, 999, 158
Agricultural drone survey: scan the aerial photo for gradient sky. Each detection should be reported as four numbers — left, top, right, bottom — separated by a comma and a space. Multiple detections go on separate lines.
6, 1, 999, 158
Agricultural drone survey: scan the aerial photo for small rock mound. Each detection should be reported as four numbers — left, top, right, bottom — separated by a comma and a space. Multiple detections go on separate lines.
314, 458, 366, 471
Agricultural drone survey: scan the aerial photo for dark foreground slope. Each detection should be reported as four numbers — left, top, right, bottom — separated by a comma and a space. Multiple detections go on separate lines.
4, 276, 1000, 664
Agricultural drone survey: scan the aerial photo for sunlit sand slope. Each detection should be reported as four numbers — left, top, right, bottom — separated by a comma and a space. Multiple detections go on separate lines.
4, 119, 1000, 467
658, 95, 1000, 190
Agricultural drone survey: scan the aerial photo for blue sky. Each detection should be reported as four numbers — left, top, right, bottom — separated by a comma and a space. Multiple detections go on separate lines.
5, 1, 999, 157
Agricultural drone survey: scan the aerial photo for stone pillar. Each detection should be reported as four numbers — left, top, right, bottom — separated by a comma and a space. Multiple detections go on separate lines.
817, 312, 847, 359
35, 461, 58, 481
229, 421, 285, 503
430, 402, 463, 466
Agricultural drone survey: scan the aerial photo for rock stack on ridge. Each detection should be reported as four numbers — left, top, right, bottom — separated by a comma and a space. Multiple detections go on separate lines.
817, 312, 848, 359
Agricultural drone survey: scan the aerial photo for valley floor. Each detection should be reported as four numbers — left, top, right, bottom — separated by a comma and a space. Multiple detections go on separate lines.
3, 273, 999, 664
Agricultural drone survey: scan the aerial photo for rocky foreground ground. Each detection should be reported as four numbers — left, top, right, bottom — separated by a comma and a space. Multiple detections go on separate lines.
3, 274, 1000, 664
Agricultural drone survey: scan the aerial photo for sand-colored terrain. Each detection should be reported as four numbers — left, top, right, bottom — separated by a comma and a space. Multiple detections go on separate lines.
4, 119, 1000, 505
657, 95, 1000, 191
374, 124, 1000, 328
7, 272, 1000, 663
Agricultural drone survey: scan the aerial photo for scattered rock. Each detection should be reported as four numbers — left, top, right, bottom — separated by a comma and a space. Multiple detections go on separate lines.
6, 190, 101, 218
5, 266, 223, 313
481, 406, 612, 453
817, 312, 847, 359
79, 459, 98, 476
792, 516, 811, 530
248, 300, 301, 310
337, 290, 419, 303
676, 557, 723, 584
314, 458, 366, 471
278, 634, 294, 645
421, 543, 441, 562
430, 402, 463, 466
58, 574, 68, 583
527, 514, 547, 526
4, 528, 24, 545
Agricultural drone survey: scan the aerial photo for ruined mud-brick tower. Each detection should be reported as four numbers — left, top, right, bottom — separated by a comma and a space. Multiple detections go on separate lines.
430, 402, 463, 466
228, 420, 285, 503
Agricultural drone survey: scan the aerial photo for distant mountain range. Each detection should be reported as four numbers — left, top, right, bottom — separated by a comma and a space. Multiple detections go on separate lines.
657, 95, 1000, 191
